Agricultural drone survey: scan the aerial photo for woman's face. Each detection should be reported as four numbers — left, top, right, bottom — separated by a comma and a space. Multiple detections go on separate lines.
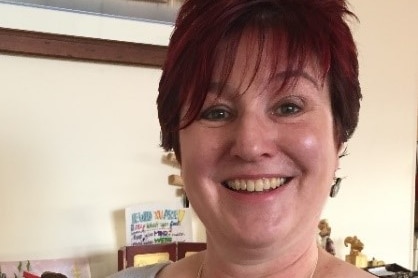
179, 33, 340, 250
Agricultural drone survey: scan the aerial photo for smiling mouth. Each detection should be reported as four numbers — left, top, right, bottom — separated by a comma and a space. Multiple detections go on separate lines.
222, 177, 290, 192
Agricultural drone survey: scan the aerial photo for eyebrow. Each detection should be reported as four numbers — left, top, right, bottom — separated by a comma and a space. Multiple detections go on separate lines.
208, 69, 320, 95
274, 70, 320, 89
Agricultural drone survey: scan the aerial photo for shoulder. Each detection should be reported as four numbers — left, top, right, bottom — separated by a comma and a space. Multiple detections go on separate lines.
316, 249, 375, 278
106, 262, 171, 278
158, 251, 205, 278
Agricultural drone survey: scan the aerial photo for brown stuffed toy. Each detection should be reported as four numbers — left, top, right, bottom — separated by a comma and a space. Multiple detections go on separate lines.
41, 272, 68, 278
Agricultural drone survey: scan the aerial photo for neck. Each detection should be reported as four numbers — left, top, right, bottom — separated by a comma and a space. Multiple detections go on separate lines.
200, 237, 319, 278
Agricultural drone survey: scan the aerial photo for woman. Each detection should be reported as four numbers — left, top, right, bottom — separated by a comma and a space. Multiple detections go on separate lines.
109, 0, 374, 277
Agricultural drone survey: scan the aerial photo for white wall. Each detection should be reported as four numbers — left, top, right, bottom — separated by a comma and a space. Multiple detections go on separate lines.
0, 1, 417, 277
322, 0, 418, 267
0, 54, 179, 277
0, 4, 179, 277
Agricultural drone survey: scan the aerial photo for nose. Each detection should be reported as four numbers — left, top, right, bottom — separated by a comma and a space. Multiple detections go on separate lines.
229, 114, 278, 162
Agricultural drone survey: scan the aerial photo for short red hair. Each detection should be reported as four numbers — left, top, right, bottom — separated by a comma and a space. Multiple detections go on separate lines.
157, 0, 361, 161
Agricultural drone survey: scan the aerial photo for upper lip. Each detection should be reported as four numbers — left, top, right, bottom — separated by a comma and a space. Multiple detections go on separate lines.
221, 174, 291, 183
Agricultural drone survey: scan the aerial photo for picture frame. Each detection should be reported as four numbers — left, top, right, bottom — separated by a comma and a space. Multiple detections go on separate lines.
0, 26, 167, 67
0, 0, 183, 67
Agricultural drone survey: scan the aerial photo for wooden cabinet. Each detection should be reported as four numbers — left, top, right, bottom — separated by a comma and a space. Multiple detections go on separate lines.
118, 242, 207, 271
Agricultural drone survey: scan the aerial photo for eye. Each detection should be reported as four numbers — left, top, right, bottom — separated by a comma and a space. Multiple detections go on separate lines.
272, 96, 304, 116
200, 106, 232, 121
275, 103, 301, 115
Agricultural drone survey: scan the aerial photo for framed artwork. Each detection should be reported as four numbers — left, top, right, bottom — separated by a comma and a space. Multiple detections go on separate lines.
0, 0, 183, 24
0, 0, 182, 67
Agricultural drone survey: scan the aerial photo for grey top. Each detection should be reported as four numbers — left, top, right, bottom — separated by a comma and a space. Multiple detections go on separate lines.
106, 262, 171, 278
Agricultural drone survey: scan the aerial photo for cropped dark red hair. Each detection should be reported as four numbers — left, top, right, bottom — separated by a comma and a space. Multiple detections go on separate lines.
157, 0, 361, 162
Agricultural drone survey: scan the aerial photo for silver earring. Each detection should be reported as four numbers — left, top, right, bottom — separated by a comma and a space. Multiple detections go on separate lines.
330, 178, 342, 198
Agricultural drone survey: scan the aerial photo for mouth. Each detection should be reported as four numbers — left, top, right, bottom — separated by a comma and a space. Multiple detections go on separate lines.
222, 177, 290, 192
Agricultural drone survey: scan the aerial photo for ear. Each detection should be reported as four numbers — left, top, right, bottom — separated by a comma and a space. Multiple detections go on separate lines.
337, 142, 347, 158
335, 142, 347, 171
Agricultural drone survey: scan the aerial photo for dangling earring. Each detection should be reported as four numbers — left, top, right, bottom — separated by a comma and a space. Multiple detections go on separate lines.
330, 177, 342, 198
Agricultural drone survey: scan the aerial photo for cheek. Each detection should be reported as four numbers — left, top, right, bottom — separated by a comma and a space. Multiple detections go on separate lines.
293, 125, 338, 173
301, 136, 316, 150
179, 128, 212, 187
179, 130, 194, 176
179, 124, 225, 168
301, 135, 328, 159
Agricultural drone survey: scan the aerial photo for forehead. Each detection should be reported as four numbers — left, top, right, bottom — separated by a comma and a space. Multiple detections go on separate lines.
211, 29, 324, 89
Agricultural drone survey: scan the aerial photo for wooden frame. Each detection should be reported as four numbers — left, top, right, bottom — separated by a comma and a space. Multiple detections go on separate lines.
0, 27, 167, 67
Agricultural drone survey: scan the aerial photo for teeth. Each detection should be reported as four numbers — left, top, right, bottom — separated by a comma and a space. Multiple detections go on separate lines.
247, 180, 255, 192
255, 179, 264, 192
226, 177, 287, 192
263, 178, 270, 190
